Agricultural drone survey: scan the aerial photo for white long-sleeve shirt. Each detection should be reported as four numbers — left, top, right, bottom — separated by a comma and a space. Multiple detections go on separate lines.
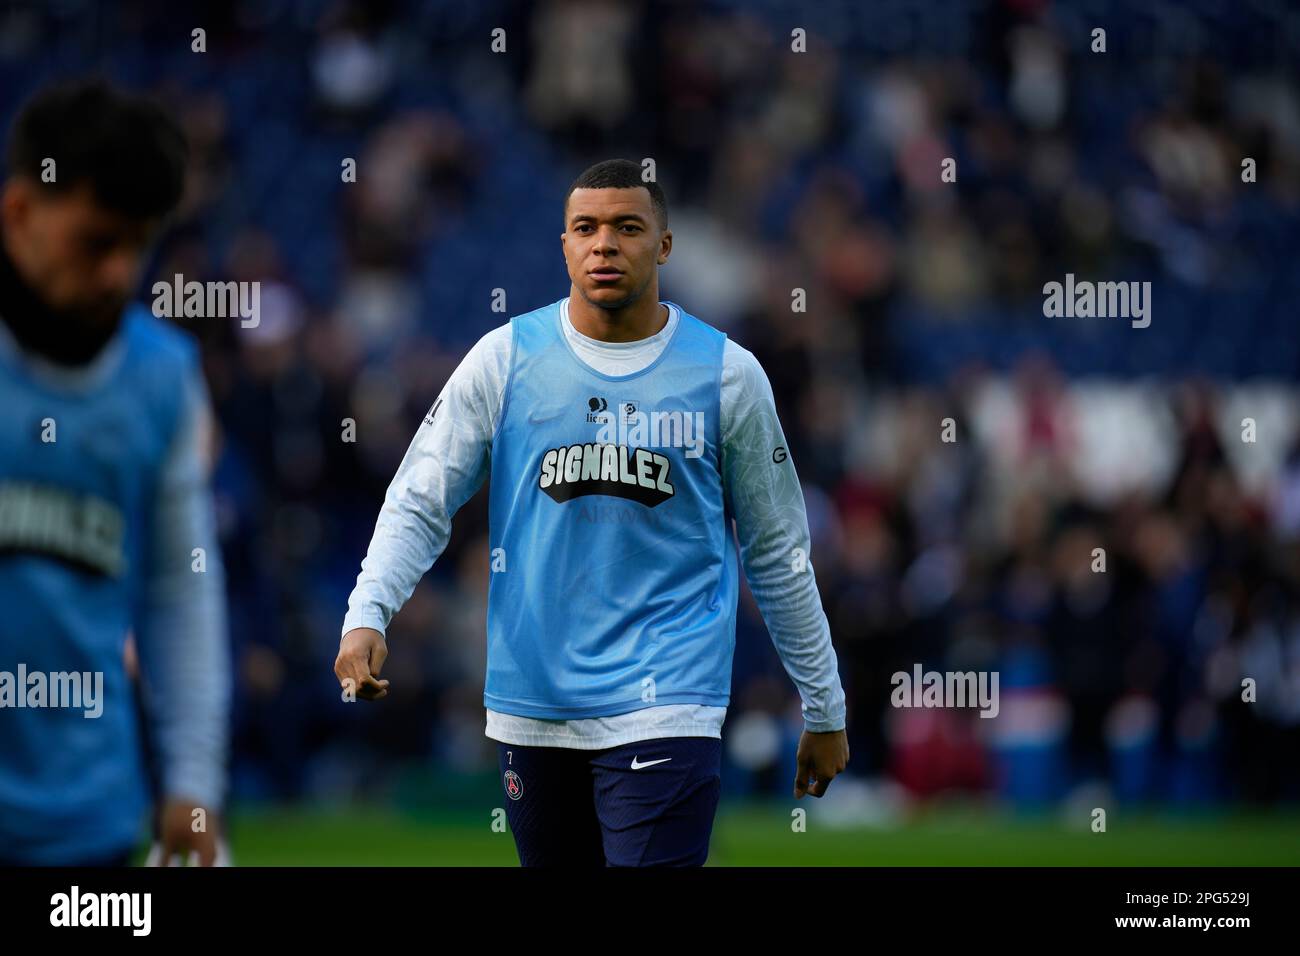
344, 297, 846, 748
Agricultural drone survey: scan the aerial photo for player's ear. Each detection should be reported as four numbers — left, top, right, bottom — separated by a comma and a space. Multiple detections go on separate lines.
1, 178, 32, 232
657, 228, 671, 265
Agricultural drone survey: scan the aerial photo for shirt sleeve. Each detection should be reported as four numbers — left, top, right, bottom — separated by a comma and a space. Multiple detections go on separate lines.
720, 340, 847, 733
342, 323, 512, 638
133, 357, 231, 808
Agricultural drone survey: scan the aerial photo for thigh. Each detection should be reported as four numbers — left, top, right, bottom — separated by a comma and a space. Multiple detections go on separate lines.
590, 736, 722, 867
496, 742, 605, 867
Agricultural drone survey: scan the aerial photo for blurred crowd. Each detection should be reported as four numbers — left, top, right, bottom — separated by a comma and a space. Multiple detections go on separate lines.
2, 0, 1297, 808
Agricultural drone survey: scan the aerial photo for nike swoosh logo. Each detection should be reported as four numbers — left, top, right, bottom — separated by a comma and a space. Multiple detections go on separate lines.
527, 409, 565, 424
630, 756, 672, 770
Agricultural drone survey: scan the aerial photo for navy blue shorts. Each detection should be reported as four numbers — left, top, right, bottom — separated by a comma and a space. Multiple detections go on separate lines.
497, 736, 722, 867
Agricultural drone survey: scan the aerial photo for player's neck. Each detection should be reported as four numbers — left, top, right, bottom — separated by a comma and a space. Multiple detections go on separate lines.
567, 291, 668, 344
0, 225, 123, 367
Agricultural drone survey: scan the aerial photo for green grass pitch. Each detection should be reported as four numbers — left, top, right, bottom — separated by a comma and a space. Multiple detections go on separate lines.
214, 802, 1300, 866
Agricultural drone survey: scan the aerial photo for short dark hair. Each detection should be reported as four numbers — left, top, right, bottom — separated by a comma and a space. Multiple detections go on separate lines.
565, 158, 667, 230
5, 78, 188, 221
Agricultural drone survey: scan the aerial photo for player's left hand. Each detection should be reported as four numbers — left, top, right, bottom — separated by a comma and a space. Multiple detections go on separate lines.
155, 799, 220, 865
793, 729, 849, 799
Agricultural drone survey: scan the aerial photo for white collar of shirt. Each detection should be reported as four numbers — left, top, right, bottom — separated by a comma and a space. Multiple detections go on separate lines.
560, 296, 679, 377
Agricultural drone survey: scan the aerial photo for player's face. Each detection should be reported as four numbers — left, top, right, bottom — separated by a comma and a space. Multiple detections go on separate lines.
1, 178, 158, 328
562, 187, 670, 310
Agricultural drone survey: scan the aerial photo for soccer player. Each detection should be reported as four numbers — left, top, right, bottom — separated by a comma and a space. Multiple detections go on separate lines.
337, 158, 848, 866
0, 81, 230, 866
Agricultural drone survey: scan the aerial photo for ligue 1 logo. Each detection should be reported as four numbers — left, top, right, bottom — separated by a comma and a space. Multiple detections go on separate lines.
504, 769, 523, 800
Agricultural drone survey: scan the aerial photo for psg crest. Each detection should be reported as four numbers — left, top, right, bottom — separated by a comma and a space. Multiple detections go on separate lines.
504, 769, 523, 800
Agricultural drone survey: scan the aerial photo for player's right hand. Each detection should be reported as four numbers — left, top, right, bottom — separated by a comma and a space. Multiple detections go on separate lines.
335, 627, 391, 701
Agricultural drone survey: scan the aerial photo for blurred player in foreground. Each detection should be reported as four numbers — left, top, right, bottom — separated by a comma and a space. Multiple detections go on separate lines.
0, 80, 229, 866
338, 159, 848, 866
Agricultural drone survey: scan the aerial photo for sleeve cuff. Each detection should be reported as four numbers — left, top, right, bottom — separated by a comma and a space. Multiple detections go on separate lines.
162, 763, 225, 810
341, 607, 389, 641
803, 717, 846, 733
